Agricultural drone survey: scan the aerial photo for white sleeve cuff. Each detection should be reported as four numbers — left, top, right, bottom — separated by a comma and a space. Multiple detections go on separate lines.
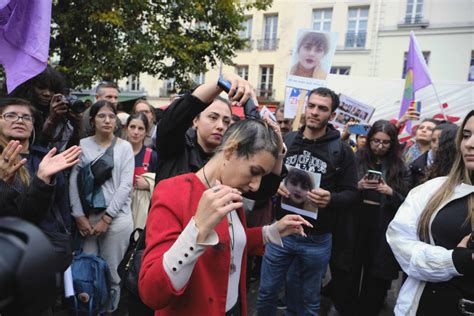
263, 222, 283, 247
163, 217, 219, 290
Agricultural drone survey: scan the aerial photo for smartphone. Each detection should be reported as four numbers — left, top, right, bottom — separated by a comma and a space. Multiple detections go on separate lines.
410, 101, 421, 112
366, 170, 382, 182
348, 124, 370, 136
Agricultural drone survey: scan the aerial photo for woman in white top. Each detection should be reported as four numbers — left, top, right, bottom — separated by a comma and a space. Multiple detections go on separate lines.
386, 110, 474, 316
69, 100, 134, 313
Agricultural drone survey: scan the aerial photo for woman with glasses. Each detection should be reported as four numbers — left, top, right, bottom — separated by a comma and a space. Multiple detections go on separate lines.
0, 97, 81, 223
69, 100, 134, 313
0, 98, 81, 314
331, 120, 412, 316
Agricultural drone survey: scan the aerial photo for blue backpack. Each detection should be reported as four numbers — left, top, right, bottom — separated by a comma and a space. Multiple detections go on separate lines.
71, 250, 112, 315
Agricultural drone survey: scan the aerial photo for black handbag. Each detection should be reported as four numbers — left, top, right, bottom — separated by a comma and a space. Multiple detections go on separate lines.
91, 137, 117, 187
118, 228, 146, 297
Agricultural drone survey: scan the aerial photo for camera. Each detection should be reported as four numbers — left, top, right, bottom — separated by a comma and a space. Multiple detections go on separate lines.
62, 95, 86, 114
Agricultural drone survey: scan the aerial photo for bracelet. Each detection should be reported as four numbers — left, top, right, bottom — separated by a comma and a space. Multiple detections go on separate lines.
101, 216, 112, 225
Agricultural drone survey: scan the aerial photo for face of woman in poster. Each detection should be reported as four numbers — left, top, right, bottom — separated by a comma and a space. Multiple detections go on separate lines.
297, 41, 326, 71
285, 171, 313, 206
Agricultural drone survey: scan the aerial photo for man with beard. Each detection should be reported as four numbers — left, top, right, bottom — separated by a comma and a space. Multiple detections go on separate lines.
257, 87, 359, 315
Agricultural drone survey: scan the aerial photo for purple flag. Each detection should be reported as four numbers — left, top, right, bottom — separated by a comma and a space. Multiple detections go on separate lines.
399, 31, 432, 119
0, 0, 52, 93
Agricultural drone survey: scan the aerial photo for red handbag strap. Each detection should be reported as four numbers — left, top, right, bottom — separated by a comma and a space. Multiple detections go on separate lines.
143, 148, 152, 172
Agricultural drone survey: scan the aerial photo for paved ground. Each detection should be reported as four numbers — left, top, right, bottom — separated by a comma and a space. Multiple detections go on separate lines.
246, 273, 402, 316
57, 272, 401, 315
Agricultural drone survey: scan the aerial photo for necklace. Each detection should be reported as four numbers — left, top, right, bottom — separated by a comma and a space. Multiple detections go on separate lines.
202, 165, 212, 188
202, 166, 236, 275
228, 212, 236, 275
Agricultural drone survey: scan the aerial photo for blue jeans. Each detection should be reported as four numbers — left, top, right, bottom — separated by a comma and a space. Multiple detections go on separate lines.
257, 233, 332, 316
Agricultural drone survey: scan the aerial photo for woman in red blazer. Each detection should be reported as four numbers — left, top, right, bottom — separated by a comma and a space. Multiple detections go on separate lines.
139, 119, 312, 316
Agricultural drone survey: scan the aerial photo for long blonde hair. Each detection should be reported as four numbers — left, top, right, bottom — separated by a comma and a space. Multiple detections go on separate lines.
417, 110, 474, 242
0, 98, 35, 187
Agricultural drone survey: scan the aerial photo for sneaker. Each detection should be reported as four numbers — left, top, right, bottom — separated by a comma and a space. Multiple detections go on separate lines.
276, 298, 287, 310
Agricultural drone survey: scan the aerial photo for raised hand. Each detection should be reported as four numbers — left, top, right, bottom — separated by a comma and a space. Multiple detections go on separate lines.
276, 214, 313, 237
222, 73, 257, 107
0, 140, 27, 184
46, 94, 68, 123
193, 180, 243, 243
37, 145, 81, 183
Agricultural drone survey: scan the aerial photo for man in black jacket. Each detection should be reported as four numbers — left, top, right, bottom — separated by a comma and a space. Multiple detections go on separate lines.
257, 87, 359, 315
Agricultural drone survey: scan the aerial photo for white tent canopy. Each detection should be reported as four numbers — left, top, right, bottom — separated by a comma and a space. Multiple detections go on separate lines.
326, 74, 474, 124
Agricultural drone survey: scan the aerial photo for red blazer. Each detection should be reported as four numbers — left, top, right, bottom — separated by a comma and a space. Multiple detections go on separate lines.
139, 173, 264, 315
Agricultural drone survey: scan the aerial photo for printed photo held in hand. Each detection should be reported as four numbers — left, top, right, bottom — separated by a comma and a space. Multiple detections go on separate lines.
281, 165, 321, 219
330, 94, 375, 129
286, 29, 338, 90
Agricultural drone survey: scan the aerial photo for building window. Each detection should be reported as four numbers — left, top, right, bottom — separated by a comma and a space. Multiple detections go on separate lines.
345, 7, 369, 49
330, 67, 351, 75
468, 51, 474, 81
239, 16, 252, 39
312, 9, 332, 32
193, 72, 205, 85
405, 0, 424, 24
258, 66, 273, 99
236, 66, 249, 80
126, 75, 140, 91
258, 14, 278, 50
402, 51, 430, 78
160, 78, 175, 97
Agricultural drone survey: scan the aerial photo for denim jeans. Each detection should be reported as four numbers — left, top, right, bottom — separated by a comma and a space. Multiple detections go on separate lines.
257, 233, 332, 316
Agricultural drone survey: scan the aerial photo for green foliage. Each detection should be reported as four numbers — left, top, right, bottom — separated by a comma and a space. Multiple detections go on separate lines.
51, 0, 272, 90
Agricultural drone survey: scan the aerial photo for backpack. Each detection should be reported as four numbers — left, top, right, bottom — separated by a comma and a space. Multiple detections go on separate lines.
71, 250, 112, 315
283, 131, 343, 173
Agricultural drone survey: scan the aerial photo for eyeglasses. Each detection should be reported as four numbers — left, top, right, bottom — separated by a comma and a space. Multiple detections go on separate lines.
370, 139, 391, 146
96, 113, 117, 121
1, 112, 35, 124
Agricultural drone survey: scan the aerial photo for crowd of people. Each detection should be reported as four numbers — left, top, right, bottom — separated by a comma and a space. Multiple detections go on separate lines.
0, 64, 472, 316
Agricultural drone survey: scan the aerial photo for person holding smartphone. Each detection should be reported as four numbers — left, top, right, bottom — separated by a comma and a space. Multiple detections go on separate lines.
330, 120, 412, 316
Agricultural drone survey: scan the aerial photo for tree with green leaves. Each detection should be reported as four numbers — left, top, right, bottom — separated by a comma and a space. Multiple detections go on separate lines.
51, 0, 271, 90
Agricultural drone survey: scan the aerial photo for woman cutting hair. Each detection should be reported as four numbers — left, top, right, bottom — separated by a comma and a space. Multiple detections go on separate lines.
387, 110, 474, 315
139, 119, 312, 315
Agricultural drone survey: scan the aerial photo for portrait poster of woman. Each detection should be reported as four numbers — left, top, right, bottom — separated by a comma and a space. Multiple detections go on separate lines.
281, 165, 321, 219
286, 29, 338, 90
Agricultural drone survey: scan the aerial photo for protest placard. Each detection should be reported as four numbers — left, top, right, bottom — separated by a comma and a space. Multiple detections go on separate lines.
331, 94, 375, 129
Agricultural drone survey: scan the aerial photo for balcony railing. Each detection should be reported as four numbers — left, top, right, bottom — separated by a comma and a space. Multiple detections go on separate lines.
257, 88, 275, 100
404, 15, 423, 24
344, 32, 367, 49
256, 38, 279, 51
